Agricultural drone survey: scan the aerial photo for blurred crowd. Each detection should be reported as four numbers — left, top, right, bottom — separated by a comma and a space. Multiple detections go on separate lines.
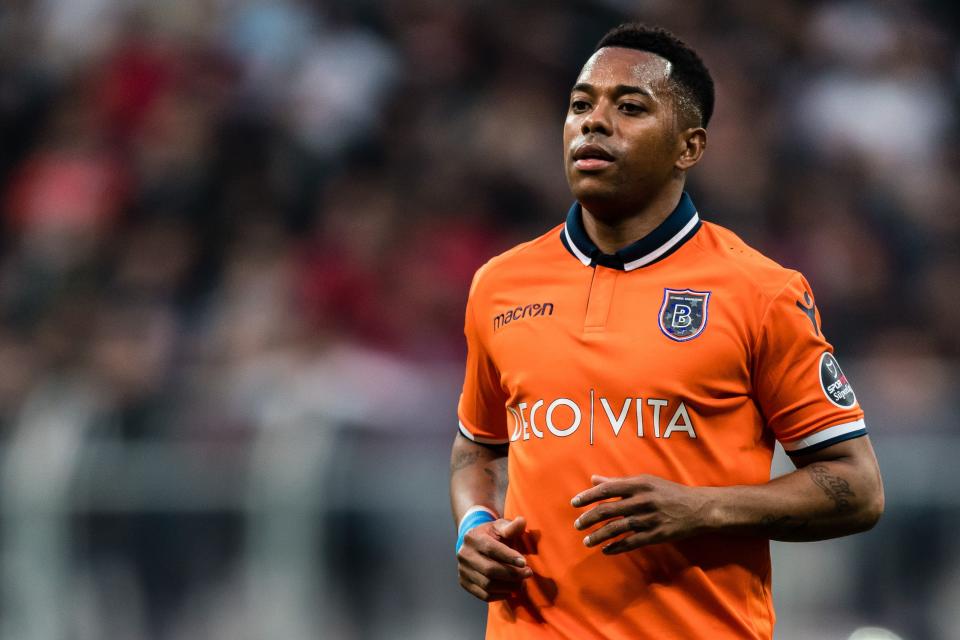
0, 0, 958, 639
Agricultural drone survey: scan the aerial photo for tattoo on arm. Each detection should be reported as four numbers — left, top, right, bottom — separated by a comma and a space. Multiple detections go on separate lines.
483, 457, 509, 498
451, 445, 508, 475
451, 450, 484, 473
759, 514, 809, 536
807, 464, 856, 514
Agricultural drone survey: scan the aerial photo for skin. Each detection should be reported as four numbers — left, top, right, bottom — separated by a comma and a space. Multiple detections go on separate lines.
563, 47, 706, 253
571, 437, 884, 554
450, 437, 530, 602
451, 46, 884, 602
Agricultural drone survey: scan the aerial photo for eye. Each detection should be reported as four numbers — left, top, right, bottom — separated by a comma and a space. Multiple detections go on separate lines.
570, 99, 591, 113
619, 102, 646, 115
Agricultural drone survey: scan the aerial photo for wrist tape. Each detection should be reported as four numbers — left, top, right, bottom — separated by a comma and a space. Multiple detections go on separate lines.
455, 506, 498, 553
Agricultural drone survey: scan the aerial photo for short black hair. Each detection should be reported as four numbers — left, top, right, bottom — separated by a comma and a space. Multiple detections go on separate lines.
595, 23, 714, 128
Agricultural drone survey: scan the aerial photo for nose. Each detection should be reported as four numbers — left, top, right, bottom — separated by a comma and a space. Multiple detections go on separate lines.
581, 100, 612, 135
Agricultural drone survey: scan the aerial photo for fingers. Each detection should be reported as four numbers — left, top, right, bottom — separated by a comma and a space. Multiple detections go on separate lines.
493, 516, 527, 540
457, 519, 533, 603
581, 515, 656, 548
570, 475, 663, 553
457, 521, 532, 578
571, 477, 648, 507
574, 497, 653, 531
458, 580, 513, 602
458, 564, 526, 599
471, 530, 528, 568
599, 529, 668, 555
570, 475, 701, 554
460, 579, 495, 602
484, 518, 528, 566
459, 565, 514, 591
458, 545, 532, 583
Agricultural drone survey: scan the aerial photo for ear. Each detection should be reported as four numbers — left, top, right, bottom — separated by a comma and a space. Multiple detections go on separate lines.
675, 127, 706, 171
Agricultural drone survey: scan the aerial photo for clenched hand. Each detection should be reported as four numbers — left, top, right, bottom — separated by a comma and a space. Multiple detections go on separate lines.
457, 517, 534, 601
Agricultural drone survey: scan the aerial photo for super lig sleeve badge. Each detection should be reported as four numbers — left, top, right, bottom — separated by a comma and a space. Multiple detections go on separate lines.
659, 288, 711, 342
819, 352, 857, 408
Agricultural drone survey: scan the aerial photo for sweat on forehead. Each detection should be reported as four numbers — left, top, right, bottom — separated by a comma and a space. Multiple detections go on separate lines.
577, 47, 674, 87
576, 47, 701, 128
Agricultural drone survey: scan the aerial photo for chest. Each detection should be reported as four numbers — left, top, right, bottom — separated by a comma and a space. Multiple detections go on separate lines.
486, 265, 755, 402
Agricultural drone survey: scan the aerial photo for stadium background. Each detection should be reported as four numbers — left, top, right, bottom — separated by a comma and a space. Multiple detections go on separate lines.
0, 0, 958, 638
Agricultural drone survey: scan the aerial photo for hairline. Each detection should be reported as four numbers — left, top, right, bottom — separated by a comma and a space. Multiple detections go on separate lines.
587, 45, 699, 129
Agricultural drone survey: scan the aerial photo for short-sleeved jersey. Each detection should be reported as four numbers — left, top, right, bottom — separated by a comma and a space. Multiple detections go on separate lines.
457, 193, 865, 640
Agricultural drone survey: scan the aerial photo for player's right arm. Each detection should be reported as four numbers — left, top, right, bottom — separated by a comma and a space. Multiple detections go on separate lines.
450, 433, 508, 519
452, 264, 531, 602
450, 434, 532, 601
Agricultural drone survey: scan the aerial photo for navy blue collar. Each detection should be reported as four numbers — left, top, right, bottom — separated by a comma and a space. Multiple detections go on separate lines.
560, 192, 702, 271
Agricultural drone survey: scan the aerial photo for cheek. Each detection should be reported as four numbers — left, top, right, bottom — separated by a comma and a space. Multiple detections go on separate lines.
562, 117, 579, 144
625, 124, 676, 163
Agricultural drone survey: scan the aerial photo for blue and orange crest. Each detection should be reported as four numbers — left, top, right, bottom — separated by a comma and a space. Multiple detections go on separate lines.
658, 288, 711, 342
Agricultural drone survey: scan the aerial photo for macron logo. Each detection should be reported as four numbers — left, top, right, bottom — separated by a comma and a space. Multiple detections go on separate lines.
493, 302, 554, 332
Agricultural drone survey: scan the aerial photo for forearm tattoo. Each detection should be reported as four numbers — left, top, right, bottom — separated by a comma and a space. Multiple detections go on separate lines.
483, 457, 509, 499
807, 464, 856, 514
758, 514, 809, 536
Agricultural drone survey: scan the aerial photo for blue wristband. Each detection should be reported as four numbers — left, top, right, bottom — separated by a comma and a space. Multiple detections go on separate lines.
456, 509, 497, 553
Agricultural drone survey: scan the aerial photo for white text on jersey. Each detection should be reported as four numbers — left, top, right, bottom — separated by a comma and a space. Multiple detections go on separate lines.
508, 393, 697, 445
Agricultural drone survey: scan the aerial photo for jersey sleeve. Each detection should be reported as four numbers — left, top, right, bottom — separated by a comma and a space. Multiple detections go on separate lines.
752, 273, 866, 456
456, 270, 510, 445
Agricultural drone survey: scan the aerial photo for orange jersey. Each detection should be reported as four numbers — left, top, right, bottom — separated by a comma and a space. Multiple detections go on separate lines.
457, 193, 865, 640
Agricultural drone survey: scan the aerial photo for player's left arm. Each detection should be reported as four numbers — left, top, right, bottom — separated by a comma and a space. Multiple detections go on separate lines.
571, 434, 883, 553
574, 271, 885, 553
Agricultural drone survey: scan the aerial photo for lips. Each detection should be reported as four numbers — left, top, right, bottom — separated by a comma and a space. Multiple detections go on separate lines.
572, 143, 615, 171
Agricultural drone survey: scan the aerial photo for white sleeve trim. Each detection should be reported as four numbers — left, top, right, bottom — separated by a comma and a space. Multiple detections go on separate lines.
457, 505, 500, 530
781, 419, 867, 453
458, 420, 509, 445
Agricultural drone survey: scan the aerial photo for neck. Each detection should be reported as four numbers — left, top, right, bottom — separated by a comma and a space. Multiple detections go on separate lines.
580, 183, 685, 255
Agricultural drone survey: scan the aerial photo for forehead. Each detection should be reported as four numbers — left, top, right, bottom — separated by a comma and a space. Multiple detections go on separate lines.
574, 47, 673, 91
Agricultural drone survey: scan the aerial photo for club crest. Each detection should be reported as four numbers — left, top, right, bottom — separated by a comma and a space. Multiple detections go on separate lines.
659, 288, 711, 342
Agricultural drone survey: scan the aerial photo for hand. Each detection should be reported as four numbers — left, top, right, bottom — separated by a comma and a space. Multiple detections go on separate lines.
457, 516, 534, 602
571, 474, 714, 554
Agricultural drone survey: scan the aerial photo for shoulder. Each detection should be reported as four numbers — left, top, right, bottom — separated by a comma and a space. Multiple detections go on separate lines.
469, 223, 564, 299
694, 221, 803, 302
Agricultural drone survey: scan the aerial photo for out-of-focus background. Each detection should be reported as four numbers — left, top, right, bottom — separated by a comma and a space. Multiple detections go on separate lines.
0, 0, 957, 638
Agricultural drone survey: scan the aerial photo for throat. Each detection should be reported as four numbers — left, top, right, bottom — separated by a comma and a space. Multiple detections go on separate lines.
581, 204, 674, 255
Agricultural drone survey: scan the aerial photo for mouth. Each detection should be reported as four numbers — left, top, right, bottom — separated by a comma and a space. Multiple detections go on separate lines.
572, 143, 615, 171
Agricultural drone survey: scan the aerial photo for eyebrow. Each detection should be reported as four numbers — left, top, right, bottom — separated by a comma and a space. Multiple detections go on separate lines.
571, 83, 654, 99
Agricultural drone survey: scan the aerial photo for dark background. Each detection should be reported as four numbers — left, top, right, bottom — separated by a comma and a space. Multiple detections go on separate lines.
0, 1, 958, 638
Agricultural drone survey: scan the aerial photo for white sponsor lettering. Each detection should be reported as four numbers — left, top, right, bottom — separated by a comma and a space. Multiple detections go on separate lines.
545, 398, 581, 437
601, 397, 631, 436
647, 398, 668, 438
508, 407, 522, 442
636, 397, 644, 437
589, 389, 595, 445
508, 395, 697, 444
664, 402, 696, 438
827, 381, 854, 401
518, 402, 531, 441
528, 400, 544, 438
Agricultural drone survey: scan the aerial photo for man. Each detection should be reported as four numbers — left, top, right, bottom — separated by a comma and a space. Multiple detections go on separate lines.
450, 23, 883, 640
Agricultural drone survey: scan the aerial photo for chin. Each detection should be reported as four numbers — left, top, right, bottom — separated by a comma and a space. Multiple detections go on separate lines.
568, 178, 621, 205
